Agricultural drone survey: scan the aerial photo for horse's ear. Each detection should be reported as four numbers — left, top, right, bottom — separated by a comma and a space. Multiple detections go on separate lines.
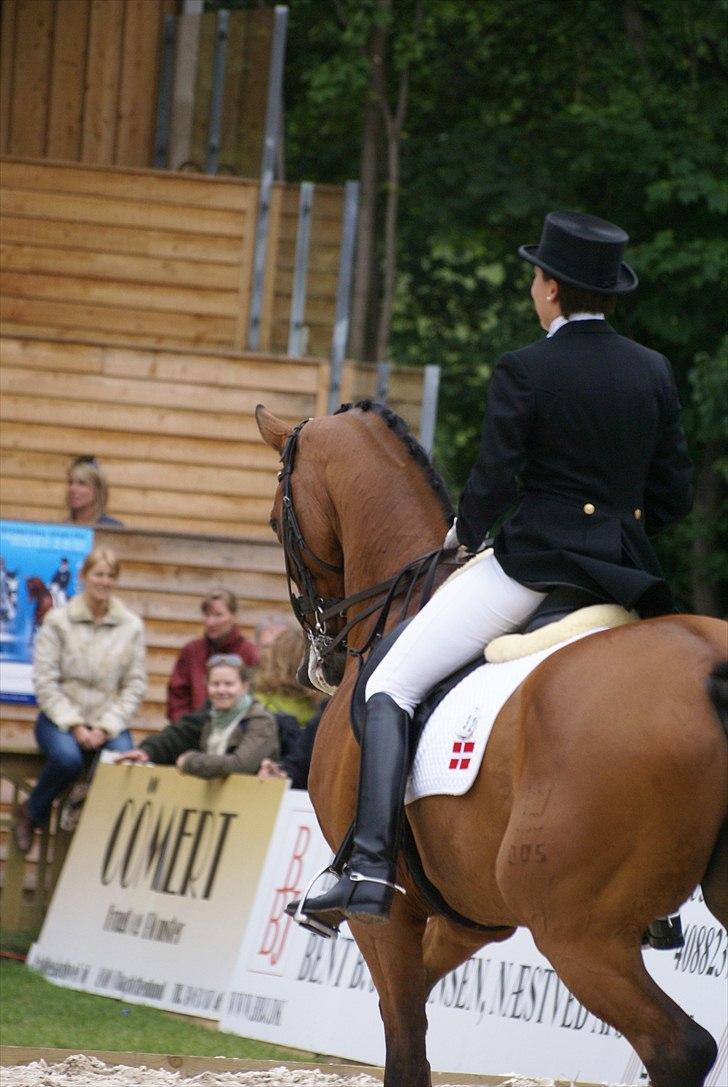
255, 405, 292, 453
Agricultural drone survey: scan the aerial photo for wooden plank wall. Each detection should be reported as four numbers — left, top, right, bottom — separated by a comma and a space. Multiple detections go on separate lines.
0, 334, 326, 536
0, 158, 258, 349
184, 9, 271, 178
262, 185, 344, 358
0, 157, 348, 357
0, 0, 176, 168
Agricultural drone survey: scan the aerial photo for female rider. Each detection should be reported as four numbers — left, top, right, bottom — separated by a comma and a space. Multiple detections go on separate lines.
294, 211, 694, 928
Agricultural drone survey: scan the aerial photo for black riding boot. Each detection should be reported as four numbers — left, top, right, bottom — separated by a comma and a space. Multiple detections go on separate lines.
289, 692, 410, 924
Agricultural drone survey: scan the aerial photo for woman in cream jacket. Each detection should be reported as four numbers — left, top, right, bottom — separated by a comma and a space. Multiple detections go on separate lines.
14, 546, 146, 853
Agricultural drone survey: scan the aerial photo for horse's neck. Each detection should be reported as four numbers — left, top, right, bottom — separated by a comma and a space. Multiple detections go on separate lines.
333, 427, 447, 633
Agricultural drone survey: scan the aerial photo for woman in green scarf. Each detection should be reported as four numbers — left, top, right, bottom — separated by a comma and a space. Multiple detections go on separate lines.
119, 654, 279, 777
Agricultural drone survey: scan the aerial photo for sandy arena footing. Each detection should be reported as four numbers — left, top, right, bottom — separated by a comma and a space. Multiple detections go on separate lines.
0, 1048, 626, 1087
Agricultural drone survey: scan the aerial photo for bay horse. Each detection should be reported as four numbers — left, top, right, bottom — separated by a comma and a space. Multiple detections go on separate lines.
256, 399, 727, 1087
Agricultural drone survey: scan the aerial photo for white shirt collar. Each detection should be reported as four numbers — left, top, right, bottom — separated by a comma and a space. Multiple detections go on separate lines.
546, 312, 605, 338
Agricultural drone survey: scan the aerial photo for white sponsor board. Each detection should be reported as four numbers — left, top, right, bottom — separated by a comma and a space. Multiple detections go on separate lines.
28, 764, 287, 1019
221, 791, 728, 1085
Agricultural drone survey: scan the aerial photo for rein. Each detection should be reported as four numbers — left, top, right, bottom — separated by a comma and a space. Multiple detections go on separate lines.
278, 420, 445, 669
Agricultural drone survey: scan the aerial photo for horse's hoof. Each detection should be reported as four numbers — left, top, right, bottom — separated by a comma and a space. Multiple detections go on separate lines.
644, 915, 684, 950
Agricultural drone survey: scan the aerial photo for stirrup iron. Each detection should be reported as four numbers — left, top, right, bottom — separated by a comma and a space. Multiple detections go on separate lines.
286, 863, 343, 940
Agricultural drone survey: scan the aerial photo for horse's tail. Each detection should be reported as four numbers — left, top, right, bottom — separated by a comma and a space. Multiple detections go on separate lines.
708, 659, 728, 735
701, 661, 728, 930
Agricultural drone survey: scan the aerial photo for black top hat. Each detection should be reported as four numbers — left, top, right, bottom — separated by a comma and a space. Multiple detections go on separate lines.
519, 211, 638, 294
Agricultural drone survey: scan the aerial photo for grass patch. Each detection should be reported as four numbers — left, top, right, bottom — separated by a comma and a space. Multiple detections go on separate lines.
0, 959, 315, 1061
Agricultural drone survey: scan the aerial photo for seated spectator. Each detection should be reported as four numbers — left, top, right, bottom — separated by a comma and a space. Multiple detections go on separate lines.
65, 455, 123, 526
166, 588, 260, 722
119, 654, 278, 777
255, 627, 320, 727
13, 546, 146, 854
258, 700, 326, 790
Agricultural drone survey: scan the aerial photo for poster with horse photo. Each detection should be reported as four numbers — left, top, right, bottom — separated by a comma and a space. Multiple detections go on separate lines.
0, 521, 94, 703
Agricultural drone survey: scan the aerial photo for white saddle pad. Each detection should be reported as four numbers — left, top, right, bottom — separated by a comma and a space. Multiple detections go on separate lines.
405, 628, 604, 805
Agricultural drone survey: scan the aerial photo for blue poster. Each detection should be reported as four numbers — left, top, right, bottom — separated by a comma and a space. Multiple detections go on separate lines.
0, 521, 94, 703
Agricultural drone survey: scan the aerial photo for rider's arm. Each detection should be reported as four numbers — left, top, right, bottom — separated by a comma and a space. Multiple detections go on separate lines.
457, 352, 534, 552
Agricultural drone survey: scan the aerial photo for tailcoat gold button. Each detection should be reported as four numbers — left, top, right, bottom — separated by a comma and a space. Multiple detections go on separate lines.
634, 508, 642, 520
583, 502, 595, 515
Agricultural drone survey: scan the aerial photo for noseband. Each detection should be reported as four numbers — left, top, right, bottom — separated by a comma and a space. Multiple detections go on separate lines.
277, 419, 444, 677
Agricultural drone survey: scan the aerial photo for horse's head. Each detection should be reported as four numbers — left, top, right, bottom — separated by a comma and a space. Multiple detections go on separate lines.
256, 405, 347, 694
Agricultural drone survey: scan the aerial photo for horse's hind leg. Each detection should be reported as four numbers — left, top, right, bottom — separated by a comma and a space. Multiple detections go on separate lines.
349, 910, 431, 1087
537, 934, 716, 1087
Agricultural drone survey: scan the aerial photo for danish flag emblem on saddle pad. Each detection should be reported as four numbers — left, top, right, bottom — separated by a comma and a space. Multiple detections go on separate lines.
405, 629, 605, 805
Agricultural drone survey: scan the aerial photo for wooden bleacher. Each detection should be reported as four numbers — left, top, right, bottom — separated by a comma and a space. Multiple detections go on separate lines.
0, 333, 326, 535
0, 149, 433, 931
0, 523, 290, 932
0, 524, 289, 746
0, 156, 350, 357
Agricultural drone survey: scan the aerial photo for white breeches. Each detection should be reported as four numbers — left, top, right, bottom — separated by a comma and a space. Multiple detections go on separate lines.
365, 552, 546, 716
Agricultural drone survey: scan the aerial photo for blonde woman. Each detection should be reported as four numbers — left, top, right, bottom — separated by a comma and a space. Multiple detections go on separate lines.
65, 455, 123, 526
13, 547, 146, 853
255, 627, 320, 726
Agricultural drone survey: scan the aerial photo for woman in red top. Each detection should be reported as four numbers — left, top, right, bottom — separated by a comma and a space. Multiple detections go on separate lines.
166, 589, 259, 722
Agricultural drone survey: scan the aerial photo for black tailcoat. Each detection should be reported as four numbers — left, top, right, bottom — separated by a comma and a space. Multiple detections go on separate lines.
457, 321, 694, 616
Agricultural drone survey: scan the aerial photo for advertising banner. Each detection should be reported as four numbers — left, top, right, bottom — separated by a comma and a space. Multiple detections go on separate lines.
0, 520, 93, 702
28, 763, 288, 1019
221, 791, 728, 1085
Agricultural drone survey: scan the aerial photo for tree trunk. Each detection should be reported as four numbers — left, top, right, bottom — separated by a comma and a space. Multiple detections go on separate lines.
375, 110, 403, 364
349, 23, 385, 361
372, 0, 415, 367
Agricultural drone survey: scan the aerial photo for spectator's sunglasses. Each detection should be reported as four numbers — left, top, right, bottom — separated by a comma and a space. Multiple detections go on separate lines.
207, 653, 243, 668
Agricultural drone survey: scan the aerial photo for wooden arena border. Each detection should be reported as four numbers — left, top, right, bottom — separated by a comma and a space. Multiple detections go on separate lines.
0, 1046, 605, 1085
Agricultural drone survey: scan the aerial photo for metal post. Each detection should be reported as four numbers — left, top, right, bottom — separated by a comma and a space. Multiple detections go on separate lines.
419, 364, 441, 454
248, 5, 289, 350
287, 182, 314, 356
153, 14, 177, 168
375, 361, 390, 401
206, 9, 229, 175
327, 179, 359, 414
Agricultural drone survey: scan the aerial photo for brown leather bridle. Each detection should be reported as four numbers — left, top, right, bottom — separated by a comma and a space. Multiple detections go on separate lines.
277, 419, 445, 676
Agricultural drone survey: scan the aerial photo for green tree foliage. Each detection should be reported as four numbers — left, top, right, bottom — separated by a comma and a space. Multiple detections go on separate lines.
218, 0, 728, 612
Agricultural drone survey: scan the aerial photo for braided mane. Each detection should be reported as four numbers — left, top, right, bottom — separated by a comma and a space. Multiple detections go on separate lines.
334, 399, 454, 521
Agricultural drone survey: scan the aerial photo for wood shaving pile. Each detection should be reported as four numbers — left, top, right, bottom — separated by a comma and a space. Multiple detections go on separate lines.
0, 1055, 615, 1087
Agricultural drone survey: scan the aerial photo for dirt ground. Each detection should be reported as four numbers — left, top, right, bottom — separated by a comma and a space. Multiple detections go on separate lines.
0, 1053, 618, 1087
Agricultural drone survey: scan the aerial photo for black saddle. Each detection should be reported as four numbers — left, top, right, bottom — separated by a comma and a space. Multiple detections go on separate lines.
351, 585, 606, 744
